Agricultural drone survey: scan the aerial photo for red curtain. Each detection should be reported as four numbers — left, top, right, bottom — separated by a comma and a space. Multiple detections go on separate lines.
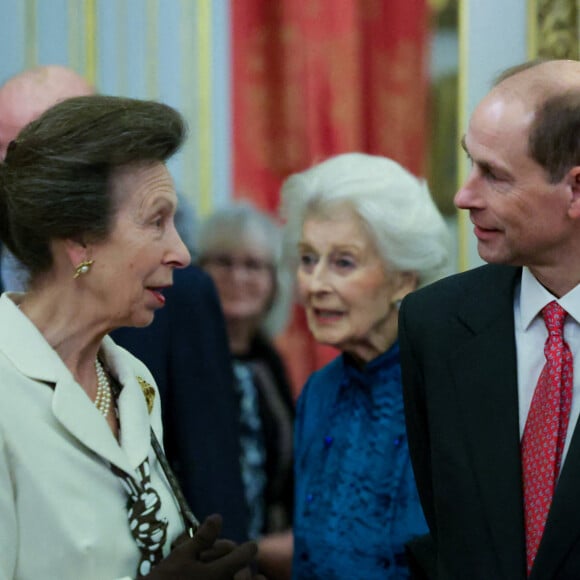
231, 0, 431, 397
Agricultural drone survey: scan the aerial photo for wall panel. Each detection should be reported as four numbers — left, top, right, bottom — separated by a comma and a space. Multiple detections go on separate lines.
0, 0, 232, 221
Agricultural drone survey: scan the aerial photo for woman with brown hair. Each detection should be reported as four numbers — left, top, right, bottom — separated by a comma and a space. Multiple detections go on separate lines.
0, 95, 262, 580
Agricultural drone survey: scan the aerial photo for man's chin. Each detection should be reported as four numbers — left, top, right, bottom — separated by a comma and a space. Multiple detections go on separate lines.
477, 243, 510, 265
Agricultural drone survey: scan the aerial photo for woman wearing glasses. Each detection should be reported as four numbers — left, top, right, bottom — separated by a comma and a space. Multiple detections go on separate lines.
198, 202, 295, 579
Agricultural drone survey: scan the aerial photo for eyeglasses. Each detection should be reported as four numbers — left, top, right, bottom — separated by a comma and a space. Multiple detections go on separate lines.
201, 253, 273, 274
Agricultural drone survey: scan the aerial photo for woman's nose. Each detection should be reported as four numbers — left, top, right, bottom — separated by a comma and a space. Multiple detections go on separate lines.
167, 226, 191, 269
308, 263, 331, 293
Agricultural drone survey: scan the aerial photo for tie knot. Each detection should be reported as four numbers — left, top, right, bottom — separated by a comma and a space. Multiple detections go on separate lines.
542, 300, 567, 336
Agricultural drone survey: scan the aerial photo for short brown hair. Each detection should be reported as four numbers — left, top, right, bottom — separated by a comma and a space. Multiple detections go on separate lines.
528, 90, 580, 183
0, 95, 186, 277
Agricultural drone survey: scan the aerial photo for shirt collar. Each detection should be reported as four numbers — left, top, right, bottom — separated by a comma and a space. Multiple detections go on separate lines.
519, 266, 580, 329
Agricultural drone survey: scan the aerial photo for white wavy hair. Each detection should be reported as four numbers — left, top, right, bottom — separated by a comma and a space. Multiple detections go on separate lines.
196, 201, 293, 337
280, 152, 451, 288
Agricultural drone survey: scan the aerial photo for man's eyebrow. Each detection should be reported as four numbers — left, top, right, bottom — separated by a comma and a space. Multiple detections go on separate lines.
459, 139, 512, 180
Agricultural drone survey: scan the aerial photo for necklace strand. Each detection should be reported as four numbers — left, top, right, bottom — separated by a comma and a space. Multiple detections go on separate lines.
95, 358, 112, 417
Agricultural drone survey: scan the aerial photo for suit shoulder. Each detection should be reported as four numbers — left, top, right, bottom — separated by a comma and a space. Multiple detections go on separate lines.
173, 265, 217, 295
165, 265, 224, 321
405, 264, 517, 309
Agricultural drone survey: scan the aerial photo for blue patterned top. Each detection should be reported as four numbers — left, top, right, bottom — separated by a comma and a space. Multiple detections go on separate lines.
293, 342, 427, 579
232, 360, 267, 539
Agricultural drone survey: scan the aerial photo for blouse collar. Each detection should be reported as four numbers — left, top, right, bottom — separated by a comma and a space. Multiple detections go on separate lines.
341, 341, 400, 392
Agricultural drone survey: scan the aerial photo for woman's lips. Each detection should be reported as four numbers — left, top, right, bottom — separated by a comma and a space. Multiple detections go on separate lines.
147, 287, 167, 305
312, 308, 344, 323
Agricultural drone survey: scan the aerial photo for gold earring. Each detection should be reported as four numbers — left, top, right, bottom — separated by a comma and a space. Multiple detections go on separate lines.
73, 259, 94, 279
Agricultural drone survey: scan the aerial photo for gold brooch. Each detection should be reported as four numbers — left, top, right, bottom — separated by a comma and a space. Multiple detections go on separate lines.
137, 376, 155, 414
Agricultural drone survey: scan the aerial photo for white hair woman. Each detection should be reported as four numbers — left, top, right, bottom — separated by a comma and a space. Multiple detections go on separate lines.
281, 152, 450, 579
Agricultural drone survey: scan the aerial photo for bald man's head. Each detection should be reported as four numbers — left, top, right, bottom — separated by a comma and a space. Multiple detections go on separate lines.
492, 59, 580, 112
470, 59, 580, 182
0, 65, 94, 159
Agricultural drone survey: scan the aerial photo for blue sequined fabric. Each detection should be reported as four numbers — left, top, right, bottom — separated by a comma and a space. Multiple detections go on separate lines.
293, 343, 427, 579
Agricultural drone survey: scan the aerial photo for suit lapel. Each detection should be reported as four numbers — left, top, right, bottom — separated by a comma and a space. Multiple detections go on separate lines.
451, 266, 527, 579
0, 295, 149, 476
53, 338, 152, 475
102, 336, 151, 470
52, 373, 135, 473
530, 418, 580, 578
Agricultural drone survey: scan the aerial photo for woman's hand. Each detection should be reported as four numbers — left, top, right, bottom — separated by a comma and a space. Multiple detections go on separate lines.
144, 514, 267, 579
256, 530, 293, 580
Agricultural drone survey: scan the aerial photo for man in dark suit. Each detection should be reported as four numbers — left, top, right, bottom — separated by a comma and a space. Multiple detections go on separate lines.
0, 65, 249, 542
111, 266, 250, 541
400, 59, 580, 579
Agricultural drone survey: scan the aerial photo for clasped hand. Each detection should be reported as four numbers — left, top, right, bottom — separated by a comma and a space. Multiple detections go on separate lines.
143, 514, 267, 579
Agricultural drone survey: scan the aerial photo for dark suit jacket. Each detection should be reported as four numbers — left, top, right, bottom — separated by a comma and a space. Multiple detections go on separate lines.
111, 265, 249, 542
399, 263, 580, 580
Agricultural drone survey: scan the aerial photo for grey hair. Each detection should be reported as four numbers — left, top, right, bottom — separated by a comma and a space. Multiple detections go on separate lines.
196, 201, 292, 336
280, 152, 451, 288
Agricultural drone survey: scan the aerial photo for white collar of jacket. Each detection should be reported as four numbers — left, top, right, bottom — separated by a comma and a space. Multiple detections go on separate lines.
0, 292, 155, 475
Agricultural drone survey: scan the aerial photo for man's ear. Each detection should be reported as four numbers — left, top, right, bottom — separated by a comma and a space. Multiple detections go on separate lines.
567, 167, 580, 219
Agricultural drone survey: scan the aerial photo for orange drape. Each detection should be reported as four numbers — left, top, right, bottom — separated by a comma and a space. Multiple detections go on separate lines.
231, 0, 431, 397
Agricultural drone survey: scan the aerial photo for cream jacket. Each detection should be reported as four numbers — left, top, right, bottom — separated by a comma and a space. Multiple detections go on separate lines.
0, 294, 184, 580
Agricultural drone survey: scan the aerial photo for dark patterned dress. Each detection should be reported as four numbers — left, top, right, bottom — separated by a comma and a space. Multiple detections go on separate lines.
234, 333, 295, 538
293, 342, 427, 579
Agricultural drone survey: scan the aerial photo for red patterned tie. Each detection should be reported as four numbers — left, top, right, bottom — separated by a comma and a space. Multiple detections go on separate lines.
522, 301, 573, 575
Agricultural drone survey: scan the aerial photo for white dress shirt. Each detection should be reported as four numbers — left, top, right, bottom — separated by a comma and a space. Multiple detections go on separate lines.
514, 267, 580, 465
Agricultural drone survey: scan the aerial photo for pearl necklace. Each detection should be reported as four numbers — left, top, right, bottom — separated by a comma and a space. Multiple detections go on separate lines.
95, 358, 112, 417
